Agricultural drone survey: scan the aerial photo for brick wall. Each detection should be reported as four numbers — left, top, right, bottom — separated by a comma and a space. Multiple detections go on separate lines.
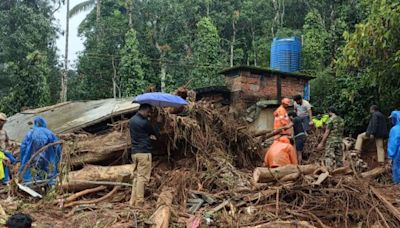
280, 76, 307, 98
225, 70, 308, 102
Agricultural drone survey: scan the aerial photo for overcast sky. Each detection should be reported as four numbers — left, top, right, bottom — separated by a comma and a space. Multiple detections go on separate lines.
54, 2, 90, 69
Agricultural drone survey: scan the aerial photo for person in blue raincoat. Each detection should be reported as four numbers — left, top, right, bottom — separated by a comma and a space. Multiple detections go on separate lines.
19, 116, 61, 186
388, 111, 400, 184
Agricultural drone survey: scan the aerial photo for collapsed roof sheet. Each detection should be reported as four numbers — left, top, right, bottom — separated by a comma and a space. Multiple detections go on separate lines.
4, 98, 139, 142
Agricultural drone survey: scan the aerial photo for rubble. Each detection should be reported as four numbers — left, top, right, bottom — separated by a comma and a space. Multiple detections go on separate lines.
1, 101, 400, 227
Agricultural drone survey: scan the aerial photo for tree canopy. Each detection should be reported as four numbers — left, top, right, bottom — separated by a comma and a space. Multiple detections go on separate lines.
1, 0, 399, 135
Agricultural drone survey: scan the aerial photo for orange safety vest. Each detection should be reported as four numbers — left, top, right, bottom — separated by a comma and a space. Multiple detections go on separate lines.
264, 141, 298, 168
273, 105, 291, 135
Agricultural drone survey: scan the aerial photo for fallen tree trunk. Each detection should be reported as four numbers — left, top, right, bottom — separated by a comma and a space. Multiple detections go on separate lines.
148, 187, 175, 228
361, 166, 389, 179
253, 165, 319, 183
64, 131, 130, 166
60, 164, 132, 192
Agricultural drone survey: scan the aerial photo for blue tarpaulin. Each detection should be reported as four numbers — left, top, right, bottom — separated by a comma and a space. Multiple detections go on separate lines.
133, 92, 189, 107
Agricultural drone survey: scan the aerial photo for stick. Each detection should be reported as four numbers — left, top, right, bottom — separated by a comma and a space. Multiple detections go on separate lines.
375, 207, 390, 228
275, 188, 279, 217
370, 186, 400, 222
65, 186, 107, 203
64, 185, 121, 208
286, 209, 328, 228
65, 180, 132, 187
207, 200, 230, 215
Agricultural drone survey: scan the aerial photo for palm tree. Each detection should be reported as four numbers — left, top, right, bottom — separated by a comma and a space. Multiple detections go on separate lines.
69, 0, 100, 24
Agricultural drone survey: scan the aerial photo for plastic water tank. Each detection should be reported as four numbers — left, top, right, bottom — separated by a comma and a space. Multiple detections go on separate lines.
270, 37, 301, 72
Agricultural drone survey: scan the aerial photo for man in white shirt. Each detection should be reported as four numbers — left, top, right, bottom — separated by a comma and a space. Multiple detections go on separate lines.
293, 95, 313, 131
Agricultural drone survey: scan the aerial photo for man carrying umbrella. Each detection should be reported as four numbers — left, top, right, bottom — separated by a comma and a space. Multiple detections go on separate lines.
129, 103, 161, 206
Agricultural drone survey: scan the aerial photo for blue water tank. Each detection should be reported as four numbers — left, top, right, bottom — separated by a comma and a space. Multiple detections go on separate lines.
270, 37, 301, 72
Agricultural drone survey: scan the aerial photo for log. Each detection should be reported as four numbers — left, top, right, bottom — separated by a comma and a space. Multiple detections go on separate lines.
65, 131, 130, 166
361, 166, 389, 179
60, 164, 132, 192
64, 185, 120, 208
253, 165, 319, 183
370, 186, 400, 222
148, 187, 175, 228
279, 173, 300, 182
65, 186, 107, 203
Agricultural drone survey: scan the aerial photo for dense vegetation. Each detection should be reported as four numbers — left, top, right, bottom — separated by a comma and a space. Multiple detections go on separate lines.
0, 0, 399, 135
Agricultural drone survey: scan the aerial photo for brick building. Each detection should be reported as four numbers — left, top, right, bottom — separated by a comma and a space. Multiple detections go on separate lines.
219, 66, 314, 131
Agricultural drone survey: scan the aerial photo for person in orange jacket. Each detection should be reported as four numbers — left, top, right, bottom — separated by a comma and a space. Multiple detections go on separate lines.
264, 136, 298, 168
274, 98, 292, 137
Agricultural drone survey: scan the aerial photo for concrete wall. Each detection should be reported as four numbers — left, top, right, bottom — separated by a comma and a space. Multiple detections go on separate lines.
248, 107, 275, 132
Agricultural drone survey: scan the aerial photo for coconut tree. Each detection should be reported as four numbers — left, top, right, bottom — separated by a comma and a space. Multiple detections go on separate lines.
69, 0, 101, 24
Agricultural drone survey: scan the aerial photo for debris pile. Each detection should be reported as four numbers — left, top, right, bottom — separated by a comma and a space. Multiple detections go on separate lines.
1, 101, 400, 227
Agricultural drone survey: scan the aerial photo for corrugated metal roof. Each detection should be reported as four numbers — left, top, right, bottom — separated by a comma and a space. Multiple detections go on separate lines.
4, 98, 139, 142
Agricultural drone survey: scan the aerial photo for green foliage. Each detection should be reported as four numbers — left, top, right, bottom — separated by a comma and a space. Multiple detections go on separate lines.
119, 29, 145, 96
334, 0, 400, 130
191, 17, 223, 88
302, 9, 330, 71
1, 52, 51, 114
0, 1, 59, 114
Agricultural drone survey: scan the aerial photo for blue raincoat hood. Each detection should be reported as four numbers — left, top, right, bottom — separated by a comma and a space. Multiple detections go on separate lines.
388, 110, 400, 183
33, 116, 47, 128
391, 111, 400, 126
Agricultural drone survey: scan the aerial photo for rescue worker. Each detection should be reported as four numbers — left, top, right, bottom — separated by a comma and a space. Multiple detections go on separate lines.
128, 104, 161, 206
317, 107, 345, 170
288, 111, 306, 164
19, 116, 61, 186
293, 95, 313, 131
273, 98, 292, 137
355, 105, 388, 164
264, 136, 298, 168
388, 111, 400, 184
0, 113, 9, 151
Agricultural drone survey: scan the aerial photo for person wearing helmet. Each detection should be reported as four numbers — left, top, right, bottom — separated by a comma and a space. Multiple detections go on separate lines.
264, 136, 298, 168
388, 111, 400, 184
273, 98, 292, 137
0, 113, 9, 151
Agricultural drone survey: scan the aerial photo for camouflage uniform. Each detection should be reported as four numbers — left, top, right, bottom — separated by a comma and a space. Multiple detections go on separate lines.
324, 115, 345, 169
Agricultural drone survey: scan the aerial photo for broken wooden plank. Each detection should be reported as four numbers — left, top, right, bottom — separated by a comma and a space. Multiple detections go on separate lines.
313, 172, 330, 186
207, 200, 230, 215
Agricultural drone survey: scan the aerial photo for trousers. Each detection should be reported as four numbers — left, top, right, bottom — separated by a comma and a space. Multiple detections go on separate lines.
355, 132, 385, 163
130, 153, 152, 206
324, 142, 343, 170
